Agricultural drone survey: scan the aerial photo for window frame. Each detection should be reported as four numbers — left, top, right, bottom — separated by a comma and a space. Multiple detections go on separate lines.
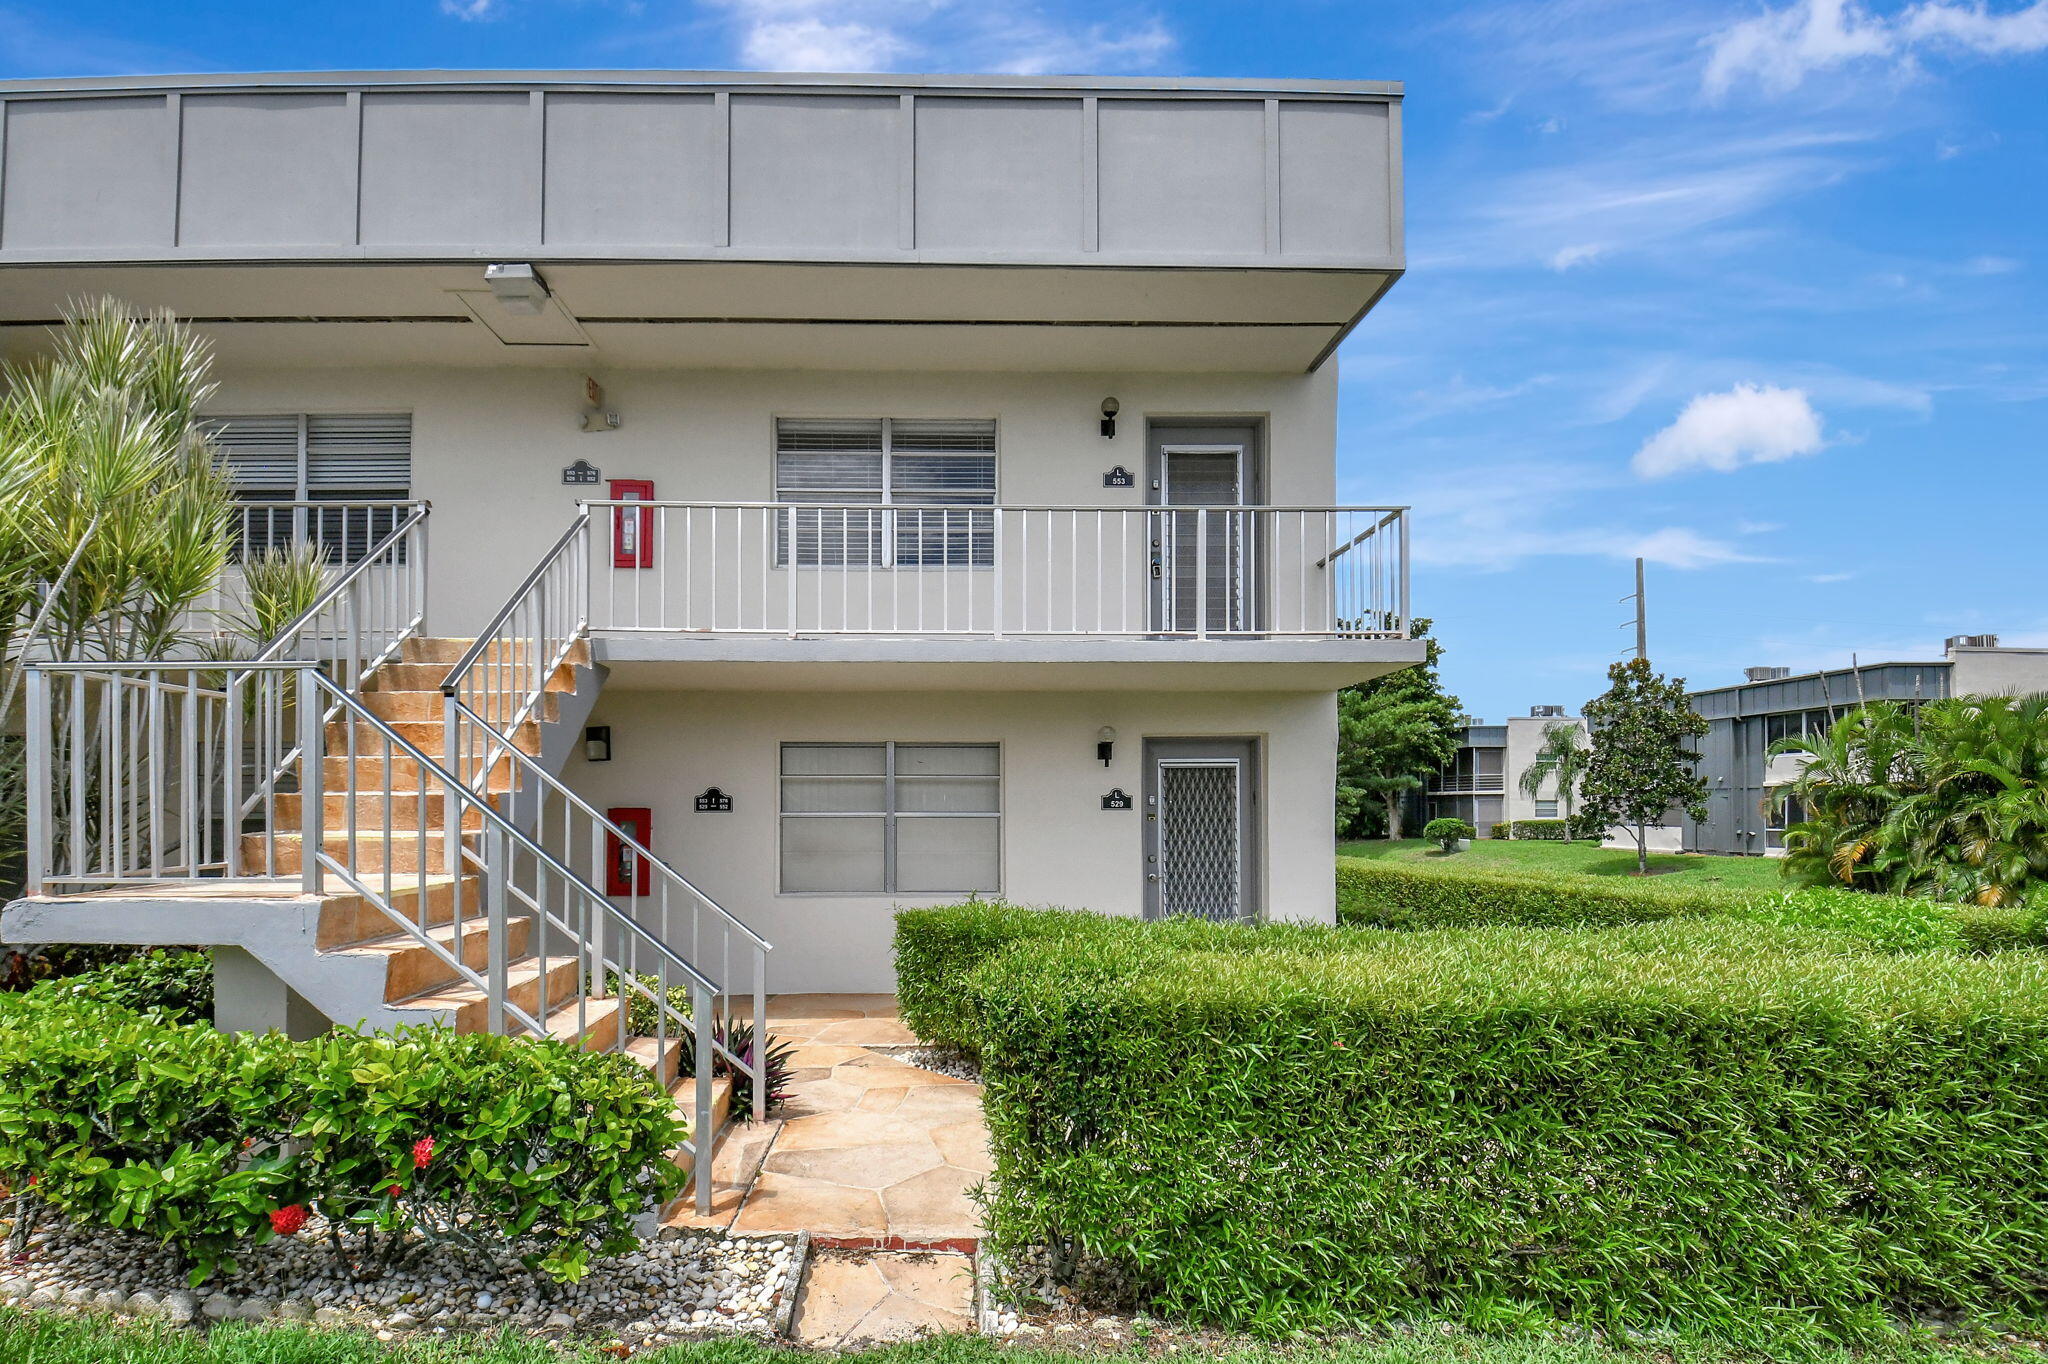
204, 411, 413, 565
777, 740, 1002, 896
772, 417, 999, 570
1533, 798, 1559, 819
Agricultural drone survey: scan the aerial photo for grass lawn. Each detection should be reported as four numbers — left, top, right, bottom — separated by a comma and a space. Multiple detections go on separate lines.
1337, 837, 1787, 895
5, 1311, 2045, 1364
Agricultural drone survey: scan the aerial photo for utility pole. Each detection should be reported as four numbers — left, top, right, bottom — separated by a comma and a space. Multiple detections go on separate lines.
1618, 557, 1647, 660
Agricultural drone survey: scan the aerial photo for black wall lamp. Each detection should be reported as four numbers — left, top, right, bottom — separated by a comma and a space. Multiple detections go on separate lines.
1100, 397, 1120, 439
1096, 726, 1117, 766
584, 726, 612, 762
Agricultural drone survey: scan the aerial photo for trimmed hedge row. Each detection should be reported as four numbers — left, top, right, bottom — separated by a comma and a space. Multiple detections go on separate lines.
934, 908, 2048, 1339
1334, 857, 2041, 952
0, 991, 687, 1283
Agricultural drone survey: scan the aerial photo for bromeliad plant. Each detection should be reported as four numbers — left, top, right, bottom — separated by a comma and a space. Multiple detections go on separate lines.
609, 972, 796, 1118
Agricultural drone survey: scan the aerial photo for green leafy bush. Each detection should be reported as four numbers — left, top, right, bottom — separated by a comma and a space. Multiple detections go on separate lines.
1421, 817, 1474, 851
1334, 857, 2042, 952
0, 992, 686, 1284
47, 949, 213, 1022
965, 916, 2048, 1341
1495, 818, 1571, 841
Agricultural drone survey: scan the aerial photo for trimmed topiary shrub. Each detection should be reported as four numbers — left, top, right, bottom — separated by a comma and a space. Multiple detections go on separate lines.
0, 992, 687, 1284
1421, 817, 1475, 852
1333, 858, 2042, 952
966, 917, 2048, 1341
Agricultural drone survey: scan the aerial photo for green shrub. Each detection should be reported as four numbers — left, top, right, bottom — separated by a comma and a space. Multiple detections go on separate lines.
967, 918, 2048, 1340
43, 949, 213, 1022
1335, 857, 1720, 931
1421, 817, 1475, 852
0, 993, 687, 1284
1496, 818, 1571, 841
1334, 857, 2044, 953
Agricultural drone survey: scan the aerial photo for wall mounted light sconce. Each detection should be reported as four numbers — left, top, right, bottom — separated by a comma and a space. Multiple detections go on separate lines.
1100, 397, 1120, 439
1096, 725, 1117, 767
584, 726, 612, 763
485, 262, 551, 316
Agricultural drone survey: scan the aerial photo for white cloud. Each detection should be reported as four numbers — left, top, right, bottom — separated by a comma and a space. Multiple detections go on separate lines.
1807, 570, 1857, 582
1962, 253, 2022, 274
1632, 383, 1827, 478
1626, 526, 1768, 569
1704, 0, 2048, 98
701, 0, 1172, 73
440, 0, 499, 17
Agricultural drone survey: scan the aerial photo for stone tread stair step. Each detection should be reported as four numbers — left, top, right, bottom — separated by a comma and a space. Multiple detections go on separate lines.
315, 874, 481, 950
333, 914, 537, 1004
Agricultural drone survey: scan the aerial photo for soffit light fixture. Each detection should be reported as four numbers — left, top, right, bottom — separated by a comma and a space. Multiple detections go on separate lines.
485, 263, 551, 317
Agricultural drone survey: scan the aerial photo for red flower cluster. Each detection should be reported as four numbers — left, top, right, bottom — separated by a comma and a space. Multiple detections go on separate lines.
388, 1184, 404, 1198
269, 1204, 308, 1237
412, 1136, 436, 1169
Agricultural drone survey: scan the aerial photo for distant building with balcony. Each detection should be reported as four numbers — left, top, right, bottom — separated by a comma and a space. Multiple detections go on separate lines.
1427, 706, 1585, 838
2, 69, 1418, 1005
1683, 636, 2048, 855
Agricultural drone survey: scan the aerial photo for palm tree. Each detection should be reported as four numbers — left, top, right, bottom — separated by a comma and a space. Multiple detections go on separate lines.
1771, 695, 2048, 906
1516, 721, 1590, 839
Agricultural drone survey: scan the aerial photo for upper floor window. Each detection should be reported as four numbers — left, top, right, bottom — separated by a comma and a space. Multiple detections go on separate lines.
203, 413, 413, 563
774, 418, 996, 567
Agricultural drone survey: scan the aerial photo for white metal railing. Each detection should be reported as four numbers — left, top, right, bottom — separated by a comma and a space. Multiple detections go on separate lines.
21, 659, 737, 1214
198, 500, 426, 633
231, 502, 430, 876
580, 502, 1410, 639
437, 509, 770, 1129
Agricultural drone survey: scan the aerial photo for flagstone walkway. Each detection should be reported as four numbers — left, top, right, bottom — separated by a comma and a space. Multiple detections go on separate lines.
665, 993, 988, 1249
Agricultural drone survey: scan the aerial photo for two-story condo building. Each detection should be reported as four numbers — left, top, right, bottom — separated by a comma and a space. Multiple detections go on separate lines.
1, 70, 1416, 1044
1426, 707, 1587, 838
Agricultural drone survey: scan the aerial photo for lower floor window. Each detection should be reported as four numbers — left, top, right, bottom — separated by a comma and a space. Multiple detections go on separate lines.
1533, 799, 1559, 818
779, 742, 1000, 893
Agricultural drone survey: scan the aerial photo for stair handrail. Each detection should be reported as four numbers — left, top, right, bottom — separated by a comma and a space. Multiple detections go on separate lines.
437, 511, 589, 783
305, 668, 732, 1211
228, 500, 431, 876
443, 695, 771, 1122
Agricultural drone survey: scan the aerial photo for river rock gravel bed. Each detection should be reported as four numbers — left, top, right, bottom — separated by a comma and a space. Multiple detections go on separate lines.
874, 1044, 981, 1084
0, 1212, 796, 1347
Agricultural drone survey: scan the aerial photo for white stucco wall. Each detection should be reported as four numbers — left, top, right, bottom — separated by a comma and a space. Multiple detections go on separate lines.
204, 365, 1339, 637
1948, 648, 2048, 700
1499, 715, 1586, 825
561, 687, 1338, 992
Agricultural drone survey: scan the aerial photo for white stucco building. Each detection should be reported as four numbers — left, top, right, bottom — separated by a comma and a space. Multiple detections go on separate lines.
2, 70, 1418, 1035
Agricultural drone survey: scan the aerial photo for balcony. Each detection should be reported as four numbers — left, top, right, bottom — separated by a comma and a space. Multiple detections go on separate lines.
578, 501, 1420, 691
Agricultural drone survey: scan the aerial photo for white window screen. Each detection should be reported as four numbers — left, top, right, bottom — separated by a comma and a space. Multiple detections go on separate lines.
779, 742, 999, 893
203, 413, 412, 563
774, 418, 995, 568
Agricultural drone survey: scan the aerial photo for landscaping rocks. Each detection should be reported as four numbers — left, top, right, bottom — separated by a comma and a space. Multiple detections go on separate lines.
879, 1043, 982, 1084
0, 1213, 797, 1347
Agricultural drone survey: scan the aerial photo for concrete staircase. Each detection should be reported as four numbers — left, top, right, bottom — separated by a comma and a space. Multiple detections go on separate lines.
266, 637, 730, 1168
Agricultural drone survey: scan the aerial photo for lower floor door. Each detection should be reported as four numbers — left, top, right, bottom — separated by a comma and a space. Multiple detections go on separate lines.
1143, 737, 1260, 921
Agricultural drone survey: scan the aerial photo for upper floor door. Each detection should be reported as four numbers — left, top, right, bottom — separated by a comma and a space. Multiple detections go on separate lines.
1147, 422, 1262, 635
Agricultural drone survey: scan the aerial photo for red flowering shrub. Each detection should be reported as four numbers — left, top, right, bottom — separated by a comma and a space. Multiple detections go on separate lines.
411, 1136, 435, 1169
269, 1204, 307, 1237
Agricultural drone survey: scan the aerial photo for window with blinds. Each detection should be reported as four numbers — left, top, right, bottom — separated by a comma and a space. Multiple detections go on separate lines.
204, 413, 413, 564
779, 742, 1000, 894
773, 418, 996, 567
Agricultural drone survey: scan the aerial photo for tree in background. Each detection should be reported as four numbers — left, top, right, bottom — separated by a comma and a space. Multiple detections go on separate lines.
1516, 721, 1591, 839
1773, 693, 2048, 907
1578, 657, 1709, 873
1335, 618, 1463, 841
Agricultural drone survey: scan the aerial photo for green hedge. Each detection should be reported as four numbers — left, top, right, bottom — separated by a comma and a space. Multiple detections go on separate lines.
965, 915, 2048, 1340
1335, 857, 2041, 952
0, 991, 686, 1283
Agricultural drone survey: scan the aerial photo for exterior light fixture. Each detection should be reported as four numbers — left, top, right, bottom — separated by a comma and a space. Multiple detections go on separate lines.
1096, 725, 1117, 766
1100, 397, 1120, 439
584, 725, 612, 763
485, 262, 551, 316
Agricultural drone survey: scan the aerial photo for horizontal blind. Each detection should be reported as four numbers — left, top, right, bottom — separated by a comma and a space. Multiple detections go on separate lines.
306, 414, 412, 494
202, 415, 300, 492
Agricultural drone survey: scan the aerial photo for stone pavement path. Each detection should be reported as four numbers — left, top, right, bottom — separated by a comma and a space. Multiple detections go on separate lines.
665, 991, 987, 1244
790, 1250, 977, 1347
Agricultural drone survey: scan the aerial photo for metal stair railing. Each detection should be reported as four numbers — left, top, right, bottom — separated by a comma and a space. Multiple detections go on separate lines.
303, 666, 734, 1213
231, 500, 431, 877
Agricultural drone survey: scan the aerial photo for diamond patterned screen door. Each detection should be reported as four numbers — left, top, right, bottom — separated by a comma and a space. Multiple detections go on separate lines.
1157, 760, 1242, 920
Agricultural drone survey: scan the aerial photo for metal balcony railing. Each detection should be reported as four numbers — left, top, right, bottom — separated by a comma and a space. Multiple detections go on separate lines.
583, 502, 1410, 640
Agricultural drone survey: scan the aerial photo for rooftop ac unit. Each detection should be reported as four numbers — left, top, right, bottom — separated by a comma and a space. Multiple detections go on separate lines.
1529, 704, 1566, 718
1744, 666, 1792, 683
1946, 634, 2000, 651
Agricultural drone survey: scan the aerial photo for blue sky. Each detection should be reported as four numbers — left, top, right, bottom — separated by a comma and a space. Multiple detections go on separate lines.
5, 0, 2044, 719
